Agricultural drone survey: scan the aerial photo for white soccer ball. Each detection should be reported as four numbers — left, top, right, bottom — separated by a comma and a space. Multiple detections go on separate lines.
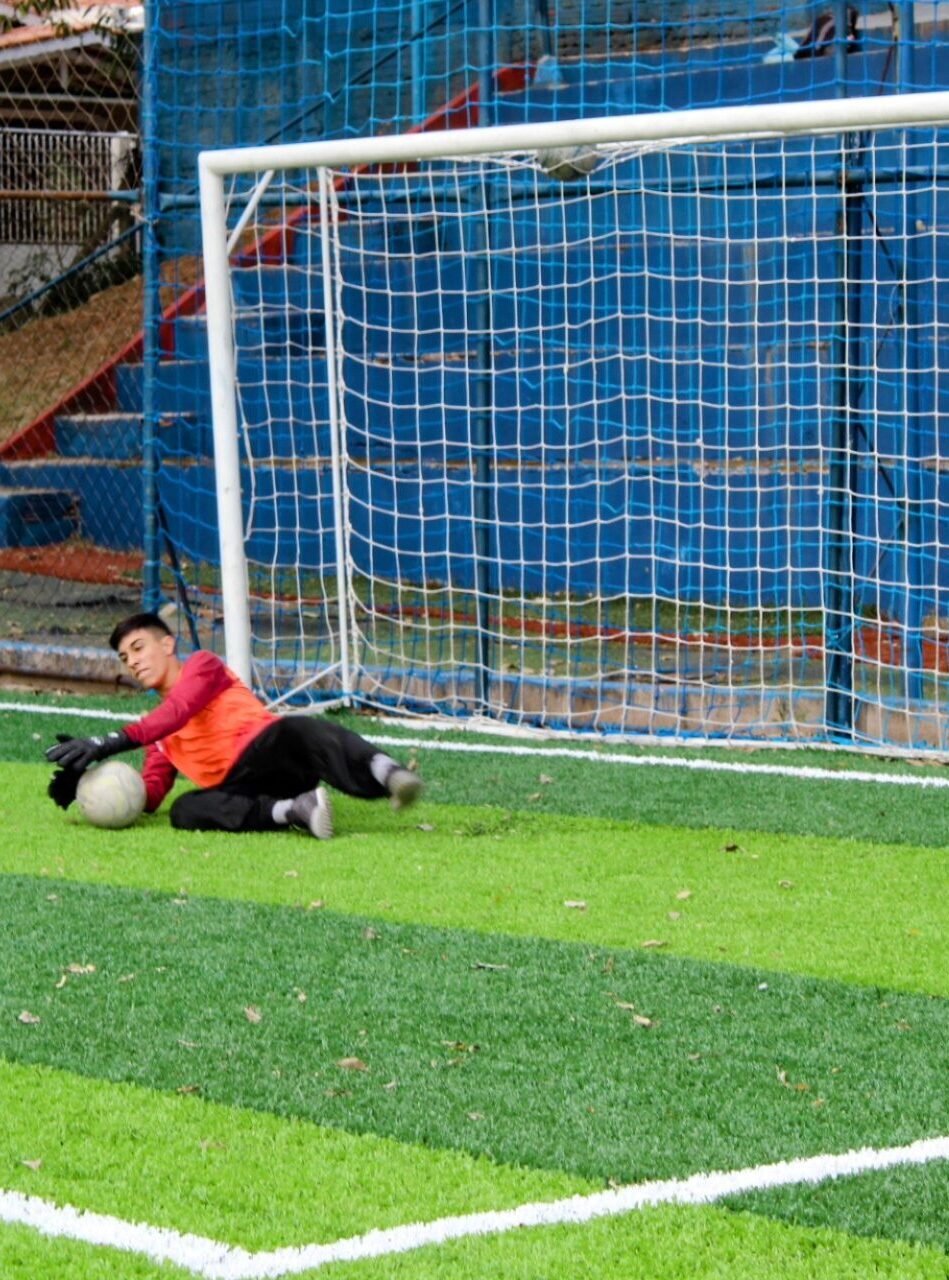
76, 760, 146, 829
535, 145, 599, 182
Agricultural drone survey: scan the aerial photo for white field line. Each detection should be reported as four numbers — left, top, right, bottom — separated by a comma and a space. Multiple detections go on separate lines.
5, 701, 949, 791
1, 1136, 947, 1278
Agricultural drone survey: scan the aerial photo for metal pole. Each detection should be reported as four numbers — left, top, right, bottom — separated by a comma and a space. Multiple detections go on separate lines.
198, 159, 253, 684
824, 0, 861, 738
478, 0, 493, 128
318, 166, 354, 703
140, 1, 162, 613
899, 6, 927, 712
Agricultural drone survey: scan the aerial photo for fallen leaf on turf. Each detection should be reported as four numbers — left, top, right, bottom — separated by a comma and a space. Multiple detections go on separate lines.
779, 879, 794, 890
294, 988, 307, 1004
200, 1139, 227, 1152
117, 973, 135, 983
776, 1067, 809, 1091
244, 1006, 262, 1024
526, 792, 541, 802
17, 1011, 40, 1025
45, 894, 58, 902
642, 939, 667, 949
178, 1039, 198, 1049
539, 773, 553, 785
668, 911, 681, 921
416, 823, 434, 831
336, 1056, 368, 1071
467, 1111, 484, 1121
284, 870, 299, 879
564, 900, 587, 911
66, 964, 96, 975
21, 1158, 42, 1171
382, 1080, 398, 1091
362, 926, 379, 941
615, 1001, 636, 1011
307, 900, 325, 911
633, 1014, 655, 1028
472, 961, 509, 971
176, 1084, 201, 1094
675, 889, 692, 901
54, 975, 68, 990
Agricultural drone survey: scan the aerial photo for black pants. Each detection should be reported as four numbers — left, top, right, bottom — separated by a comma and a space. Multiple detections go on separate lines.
169, 716, 387, 833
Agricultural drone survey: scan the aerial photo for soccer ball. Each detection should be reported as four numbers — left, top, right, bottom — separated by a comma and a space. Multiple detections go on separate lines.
535, 145, 599, 183
76, 760, 146, 829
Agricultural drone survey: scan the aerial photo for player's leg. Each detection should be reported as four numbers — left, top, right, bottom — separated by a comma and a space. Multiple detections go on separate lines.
169, 786, 283, 832
234, 716, 421, 808
168, 779, 333, 837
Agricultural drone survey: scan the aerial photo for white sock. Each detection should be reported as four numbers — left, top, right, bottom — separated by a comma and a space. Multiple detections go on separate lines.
370, 753, 396, 786
272, 798, 294, 825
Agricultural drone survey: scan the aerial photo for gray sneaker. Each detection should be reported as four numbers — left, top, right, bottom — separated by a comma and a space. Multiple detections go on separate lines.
385, 766, 422, 811
288, 785, 334, 839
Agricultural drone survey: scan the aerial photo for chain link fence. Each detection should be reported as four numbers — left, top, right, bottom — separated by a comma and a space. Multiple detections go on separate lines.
0, 1, 143, 678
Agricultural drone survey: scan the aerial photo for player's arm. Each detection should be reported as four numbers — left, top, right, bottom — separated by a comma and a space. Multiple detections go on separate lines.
44, 653, 233, 773
121, 651, 235, 747
141, 743, 178, 813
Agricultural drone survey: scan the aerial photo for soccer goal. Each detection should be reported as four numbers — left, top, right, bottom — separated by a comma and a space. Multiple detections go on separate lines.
198, 91, 949, 751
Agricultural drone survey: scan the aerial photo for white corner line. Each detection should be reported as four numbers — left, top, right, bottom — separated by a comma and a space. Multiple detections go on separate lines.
1, 1136, 947, 1279
5, 701, 949, 790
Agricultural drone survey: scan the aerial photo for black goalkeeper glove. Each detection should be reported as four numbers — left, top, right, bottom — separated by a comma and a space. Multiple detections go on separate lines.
47, 767, 81, 810
44, 730, 133, 773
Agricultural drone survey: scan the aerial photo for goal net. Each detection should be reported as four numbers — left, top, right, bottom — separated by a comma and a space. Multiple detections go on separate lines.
198, 92, 949, 750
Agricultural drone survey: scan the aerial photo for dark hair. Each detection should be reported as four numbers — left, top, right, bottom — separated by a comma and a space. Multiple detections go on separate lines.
109, 611, 174, 651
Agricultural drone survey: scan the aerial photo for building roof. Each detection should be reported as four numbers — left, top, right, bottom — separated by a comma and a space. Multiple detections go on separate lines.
0, 4, 143, 69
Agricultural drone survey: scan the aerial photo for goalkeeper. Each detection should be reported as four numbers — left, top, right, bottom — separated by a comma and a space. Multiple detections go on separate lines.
44, 612, 421, 839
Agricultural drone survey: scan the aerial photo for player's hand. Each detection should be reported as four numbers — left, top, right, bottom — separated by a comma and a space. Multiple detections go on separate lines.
47, 767, 80, 810
44, 730, 132, 772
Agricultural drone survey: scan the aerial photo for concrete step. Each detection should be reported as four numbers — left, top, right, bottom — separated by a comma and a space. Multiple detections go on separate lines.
0, 486, 79, 548
55, 413, 142, 460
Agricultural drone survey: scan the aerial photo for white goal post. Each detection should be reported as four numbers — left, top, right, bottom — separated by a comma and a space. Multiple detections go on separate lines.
198, 90, 949, 750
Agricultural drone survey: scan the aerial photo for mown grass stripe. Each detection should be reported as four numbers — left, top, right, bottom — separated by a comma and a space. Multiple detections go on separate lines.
7, 702, 949, 791
725, 1159, 949, 1254
2, 764, 946, 996
0, 1059, 590, 1250
0, 1219, 195, 1279
8, 699, 949, 848
2, 875, 947, 1201
3, 1138, 947, 1279
313, 1203, 949, 1280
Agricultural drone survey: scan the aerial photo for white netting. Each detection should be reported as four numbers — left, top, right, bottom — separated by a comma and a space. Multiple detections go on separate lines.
207, 113, 949, 749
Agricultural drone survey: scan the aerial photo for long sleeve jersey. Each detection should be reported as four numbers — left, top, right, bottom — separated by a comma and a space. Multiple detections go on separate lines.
122, 651, 276, 811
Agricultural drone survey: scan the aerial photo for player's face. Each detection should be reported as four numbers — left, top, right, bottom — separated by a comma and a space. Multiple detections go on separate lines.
117, 628, 177, 691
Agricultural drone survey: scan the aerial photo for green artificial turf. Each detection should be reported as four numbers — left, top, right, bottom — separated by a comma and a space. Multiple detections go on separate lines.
0, 1223, 194, 1280
318, 1205, 949, 1280
5, 694, 949, 848
725, 1162, 949, 1254
0, 763, 946, 996
1, 875, 947, 1216
0, 1058, 590, 1251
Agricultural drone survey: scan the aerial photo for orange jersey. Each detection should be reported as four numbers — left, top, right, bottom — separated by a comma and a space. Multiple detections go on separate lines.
124, 651, 276, 802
